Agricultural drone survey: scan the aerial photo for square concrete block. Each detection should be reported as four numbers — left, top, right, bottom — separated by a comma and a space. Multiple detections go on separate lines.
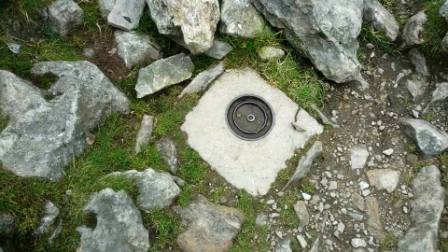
181, 68, 323, 196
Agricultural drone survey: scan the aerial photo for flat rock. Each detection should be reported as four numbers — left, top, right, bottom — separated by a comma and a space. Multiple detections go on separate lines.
205, 40, 233, 59
156, 138, 178, 173
402, 11, 427, 47
220, 0, 265, 38
46, 0, 84, 36
115, 31, 161, 69
398, 166, 445, 252
135, 53, 194, 98
401, 118, 448, 155
107, 0, 145, 31
258, 46, 285, 61
109, 168, 180, 211
34, 201, 59, 235
363, 0, 399, 41
77, 188, 150, 252
430, 82, 448, 104
367, 169, 400, 193
254, 0, 364, 84
176, 195, 244, 252
178, 62, 225, 99
135, 115, 154, 154
365, 196, 385, 241
0, 61, 129, 180
350, 145, 369, 169
408, 48, 430, 77
181, 68, 323, 195
146, 0, 220, 54
293, 200, 309, 228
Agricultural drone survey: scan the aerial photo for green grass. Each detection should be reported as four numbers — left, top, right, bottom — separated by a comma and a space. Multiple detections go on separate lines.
379, 232, 398, 251
0, 0, 327, 251
222, 29, 325, 109
359, 25, 399, 55
420, 0, 447, 57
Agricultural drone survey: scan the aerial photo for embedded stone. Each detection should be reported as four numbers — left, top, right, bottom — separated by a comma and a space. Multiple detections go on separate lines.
181, 68, 323, 195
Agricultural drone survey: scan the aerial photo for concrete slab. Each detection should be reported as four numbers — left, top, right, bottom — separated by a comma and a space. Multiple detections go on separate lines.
181, 68, 323, 196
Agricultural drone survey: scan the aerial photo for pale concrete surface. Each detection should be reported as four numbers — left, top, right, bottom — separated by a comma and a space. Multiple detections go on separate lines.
181, 68, 323, 196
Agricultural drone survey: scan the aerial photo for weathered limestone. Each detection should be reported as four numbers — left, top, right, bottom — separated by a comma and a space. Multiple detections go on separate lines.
258, 46, 285, 61
34, 201, 60, 235
135, 53, 194, 98
220, 0, 265, 38
363, 0, 399, 41
254, 0, 365, 84
46, 0, 84, 36
402, 11, 427, 47
156, 138, 178, 173
115, 31, 161, 69
366, 169, 400, 193
107, 0, 145, 31
109, 168, 180, 211
205, 40, 233, 59
146, 0, 220, 54
398, 166, 445, 252
176, 195, 244, 252
350, 145, 369, 169
182, 68, 323, 195
178, 62, 225, 98
401, 118, 448, 155
135, 115, 154, 154
0, 61, 129, 180
77, 188, 150, 252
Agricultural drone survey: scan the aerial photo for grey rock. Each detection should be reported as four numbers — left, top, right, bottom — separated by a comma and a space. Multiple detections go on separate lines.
282, 141, 323, 191
77, 188, 150, 252
408, 48, 430, 77
7, 42, 21, 54
220, 0, 265, 38
258, 46, 285, 61
109, 168, 180, 211
351, 238, 367, 248
276, 238, 292, 252
34, 201, 59, 235
398, 166, 445, 252
443, 33, 448, 52
98, 0, 115, 18
82, 48, 95, 58
46, 0, 84, 36
146, 0, 220, 54
293, 200, 309, 228
178, 62, 224, 98
0, 61, 129, 180
135, 115, 154, 154
430, 82, 448, 104
402, 11, 427, 47
254, 0, 364, 84
310, 104, 339, 128
350, 145, 369, 169
406, 77, 427, 99
135, 53, 194, 98
0, 213, 15, 234
425, 82, 448, 112
108, 0, 145, 31
156, 138, 178, 173
363, 0, 399, 41
401, 118, 448, 155
176, 195, 244, 252
365, 196, 385, 241
205, 40, 233, 59
115, 31, 161, 69
440, 1, 448, 21
367, 169, 400, 193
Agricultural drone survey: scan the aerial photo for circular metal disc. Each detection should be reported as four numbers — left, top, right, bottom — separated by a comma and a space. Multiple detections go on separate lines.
226, 95, 273, 140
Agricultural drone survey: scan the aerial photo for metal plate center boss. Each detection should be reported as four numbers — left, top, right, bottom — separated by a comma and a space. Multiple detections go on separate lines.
226, 95, 273, 140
